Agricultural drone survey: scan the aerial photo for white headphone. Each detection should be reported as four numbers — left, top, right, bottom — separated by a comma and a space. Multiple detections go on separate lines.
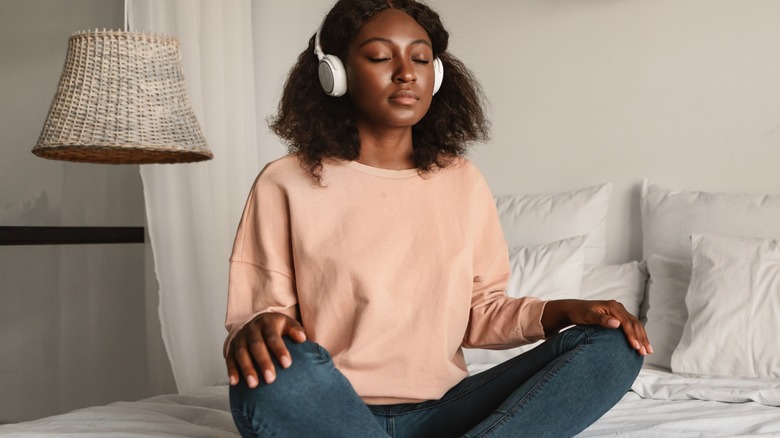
313, 26, 444, 97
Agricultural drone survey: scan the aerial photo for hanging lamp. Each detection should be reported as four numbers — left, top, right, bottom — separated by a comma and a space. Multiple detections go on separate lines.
32, 28, 212, 164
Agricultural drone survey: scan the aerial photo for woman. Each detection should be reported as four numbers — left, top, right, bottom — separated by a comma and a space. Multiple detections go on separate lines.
225, 1, 651, 436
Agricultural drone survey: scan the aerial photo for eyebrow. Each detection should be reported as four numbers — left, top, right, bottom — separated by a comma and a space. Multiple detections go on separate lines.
358, 37, 432, 49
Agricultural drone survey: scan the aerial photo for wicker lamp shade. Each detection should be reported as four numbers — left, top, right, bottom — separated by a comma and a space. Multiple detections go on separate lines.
33, 30, 212, 164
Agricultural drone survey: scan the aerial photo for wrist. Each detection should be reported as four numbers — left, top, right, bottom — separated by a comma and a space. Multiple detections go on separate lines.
541, 299, 576, 335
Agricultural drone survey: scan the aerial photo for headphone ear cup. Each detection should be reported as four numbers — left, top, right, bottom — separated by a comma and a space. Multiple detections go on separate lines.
318, 55, 348, 97
432, 57, 444, 95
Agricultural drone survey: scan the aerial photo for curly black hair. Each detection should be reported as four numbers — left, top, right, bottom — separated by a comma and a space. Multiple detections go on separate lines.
269, 0, 490, 184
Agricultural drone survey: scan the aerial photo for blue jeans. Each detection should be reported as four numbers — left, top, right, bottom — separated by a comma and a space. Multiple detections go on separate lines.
229, 325, 642, 437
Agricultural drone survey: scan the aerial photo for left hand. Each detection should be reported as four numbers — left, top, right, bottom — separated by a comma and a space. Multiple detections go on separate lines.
541, 299, 653, 356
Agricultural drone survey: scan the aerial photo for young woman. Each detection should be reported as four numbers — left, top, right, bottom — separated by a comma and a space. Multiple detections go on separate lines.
225, 1, 651, 436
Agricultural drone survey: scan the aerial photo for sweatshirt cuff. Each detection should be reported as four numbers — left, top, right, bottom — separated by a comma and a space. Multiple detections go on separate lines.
522, 299, 548, 342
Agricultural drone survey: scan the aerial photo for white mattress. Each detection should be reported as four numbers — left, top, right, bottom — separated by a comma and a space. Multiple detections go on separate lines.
3, 370, 780, 437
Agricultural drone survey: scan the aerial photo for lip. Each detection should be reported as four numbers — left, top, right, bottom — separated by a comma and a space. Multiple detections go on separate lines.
389, 89, 419, 104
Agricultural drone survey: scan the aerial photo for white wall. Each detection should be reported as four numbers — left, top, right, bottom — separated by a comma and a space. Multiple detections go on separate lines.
433, 0, 780, 262
0, 0, 175, 423
253, 0, 780, 263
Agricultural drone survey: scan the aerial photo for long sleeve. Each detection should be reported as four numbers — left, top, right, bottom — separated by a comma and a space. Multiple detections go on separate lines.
462, 174, 547, 349
223, 162, 298, 357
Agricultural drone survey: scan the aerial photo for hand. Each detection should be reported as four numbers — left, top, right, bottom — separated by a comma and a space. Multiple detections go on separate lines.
541, 299, 653, 356
226, 312, 307, 388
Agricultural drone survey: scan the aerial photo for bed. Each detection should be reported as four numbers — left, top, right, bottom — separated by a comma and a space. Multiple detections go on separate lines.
3, 370, 780, 437
3, 179, 780, 436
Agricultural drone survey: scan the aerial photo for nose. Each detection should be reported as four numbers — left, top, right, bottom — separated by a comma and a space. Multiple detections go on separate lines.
393, 58, 416, 84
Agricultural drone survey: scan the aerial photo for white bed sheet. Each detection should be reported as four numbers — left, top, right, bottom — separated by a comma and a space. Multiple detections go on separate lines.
0, 386, 238, 437
3, 370, 780, 437
630, 368, 780, 406
579, 369, 780, 437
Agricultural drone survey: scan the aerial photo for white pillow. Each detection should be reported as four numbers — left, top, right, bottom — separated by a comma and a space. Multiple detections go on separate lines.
641, 179, 780, 261
672, 234, 780, 378
579, 261, 647, 319
464, 235, 587, 374
495, 183, 611, 265
643, 255, 691, 371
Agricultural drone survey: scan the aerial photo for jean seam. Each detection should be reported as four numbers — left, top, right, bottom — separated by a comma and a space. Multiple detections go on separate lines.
387, 415, 395, 437
474, 327, 593, 438
232, 408, 263, 438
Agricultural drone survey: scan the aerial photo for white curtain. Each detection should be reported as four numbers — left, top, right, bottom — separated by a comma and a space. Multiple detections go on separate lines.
127, 0, 332, 392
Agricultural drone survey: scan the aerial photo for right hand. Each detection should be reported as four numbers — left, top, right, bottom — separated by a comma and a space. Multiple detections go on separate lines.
226, 312, 307, 388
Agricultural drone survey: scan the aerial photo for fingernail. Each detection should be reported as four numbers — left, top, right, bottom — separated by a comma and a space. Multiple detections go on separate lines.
640, 346, 648, 356
648, 345, 654, 354
280, 356, 292, 368
264, 369, 275, 384
229, 375, 238, 386
247, 375, 258, 388
634, 340, 640, 350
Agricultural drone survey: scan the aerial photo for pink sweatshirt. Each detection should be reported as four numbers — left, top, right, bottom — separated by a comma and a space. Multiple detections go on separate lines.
225, 154, 547, 404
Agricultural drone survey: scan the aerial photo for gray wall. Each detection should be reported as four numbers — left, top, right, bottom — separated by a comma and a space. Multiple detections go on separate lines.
0, 0, 175, 423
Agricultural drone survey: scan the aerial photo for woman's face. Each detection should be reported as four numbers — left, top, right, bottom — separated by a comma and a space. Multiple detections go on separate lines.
345, 9, 435, 131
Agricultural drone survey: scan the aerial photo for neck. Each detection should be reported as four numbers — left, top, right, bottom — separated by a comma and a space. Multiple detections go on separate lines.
355, 125, 415, 170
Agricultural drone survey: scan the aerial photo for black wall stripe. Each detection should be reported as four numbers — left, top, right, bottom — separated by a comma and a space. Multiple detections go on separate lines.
0, 226, 145, 246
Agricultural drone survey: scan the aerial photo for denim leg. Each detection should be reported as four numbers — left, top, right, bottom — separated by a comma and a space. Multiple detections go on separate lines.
229, 337, 388, 438
372, 326, 641, 438
463, 325, 643, 438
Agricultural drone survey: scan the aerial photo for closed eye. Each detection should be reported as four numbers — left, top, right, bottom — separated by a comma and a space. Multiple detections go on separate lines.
369, 57, 391, 63
413, 58, 430, 64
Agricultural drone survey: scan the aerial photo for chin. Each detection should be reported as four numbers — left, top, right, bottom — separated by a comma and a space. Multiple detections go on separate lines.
389, 108, 430, 127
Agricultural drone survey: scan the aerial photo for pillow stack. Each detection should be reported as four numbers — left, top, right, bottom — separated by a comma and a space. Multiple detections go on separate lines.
473, 178, 780, 381
641, 180, 780, 378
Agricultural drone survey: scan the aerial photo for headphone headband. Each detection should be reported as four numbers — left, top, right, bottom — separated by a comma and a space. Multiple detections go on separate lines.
314, 27, 325, 61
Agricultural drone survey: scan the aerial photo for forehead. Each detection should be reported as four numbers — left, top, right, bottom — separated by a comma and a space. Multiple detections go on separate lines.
351, 8, 431, 46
